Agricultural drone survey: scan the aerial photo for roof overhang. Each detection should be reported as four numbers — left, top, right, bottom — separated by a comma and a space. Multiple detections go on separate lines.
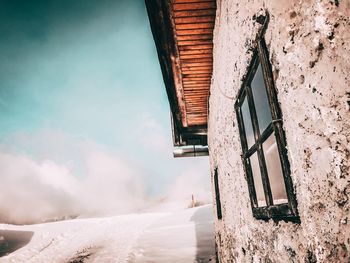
145, 0, 216, 147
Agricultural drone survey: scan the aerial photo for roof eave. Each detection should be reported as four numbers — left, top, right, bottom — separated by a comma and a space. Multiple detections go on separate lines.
145, 0, 210, 147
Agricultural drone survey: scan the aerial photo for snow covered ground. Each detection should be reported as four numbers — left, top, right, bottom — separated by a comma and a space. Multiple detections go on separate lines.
0, 205, 216, 263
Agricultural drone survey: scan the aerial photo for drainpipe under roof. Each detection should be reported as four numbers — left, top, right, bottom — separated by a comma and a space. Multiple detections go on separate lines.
173, 145, 209, 158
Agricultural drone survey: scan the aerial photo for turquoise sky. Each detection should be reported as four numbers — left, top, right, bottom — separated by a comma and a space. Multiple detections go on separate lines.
0, 0, 210, 198
0, 0, 168, 138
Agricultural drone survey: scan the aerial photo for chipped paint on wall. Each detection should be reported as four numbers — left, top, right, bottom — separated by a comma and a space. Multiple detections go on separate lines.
209, 0, 350, 262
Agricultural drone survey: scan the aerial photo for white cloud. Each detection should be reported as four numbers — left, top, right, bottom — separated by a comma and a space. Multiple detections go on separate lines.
0, 116, 212, 224
0, 148, 147, 224
0, 152, 81, 224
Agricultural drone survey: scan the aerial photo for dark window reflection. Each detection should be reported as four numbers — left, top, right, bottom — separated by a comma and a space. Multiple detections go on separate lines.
251, 64, 272, 133
241, 96, 255, 148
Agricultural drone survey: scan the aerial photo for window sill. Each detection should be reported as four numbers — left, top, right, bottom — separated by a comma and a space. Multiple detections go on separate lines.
252, 203, 300, 223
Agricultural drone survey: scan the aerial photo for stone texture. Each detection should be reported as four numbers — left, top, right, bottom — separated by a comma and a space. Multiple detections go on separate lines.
208, 0, 350, 262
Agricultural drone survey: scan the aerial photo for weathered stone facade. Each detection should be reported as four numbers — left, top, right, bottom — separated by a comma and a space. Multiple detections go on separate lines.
208, 0, 350, 262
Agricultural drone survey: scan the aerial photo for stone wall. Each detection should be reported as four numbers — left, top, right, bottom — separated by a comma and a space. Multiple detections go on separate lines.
208, 0, 350, 262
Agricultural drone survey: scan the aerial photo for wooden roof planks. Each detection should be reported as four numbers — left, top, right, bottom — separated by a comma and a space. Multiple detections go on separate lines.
145, 0, 216, 146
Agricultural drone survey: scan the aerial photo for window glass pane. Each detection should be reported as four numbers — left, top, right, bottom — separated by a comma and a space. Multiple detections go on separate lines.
241, 96, 254, 148
263, 134, 288, 205
251, 63, 272, 133
250, 153, 266, 207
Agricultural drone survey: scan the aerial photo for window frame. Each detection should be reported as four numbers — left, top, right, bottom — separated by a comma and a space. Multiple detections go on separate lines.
235, 38, 299, 222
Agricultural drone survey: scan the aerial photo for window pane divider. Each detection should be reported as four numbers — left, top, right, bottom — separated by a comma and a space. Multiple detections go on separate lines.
247, 79, 273, 206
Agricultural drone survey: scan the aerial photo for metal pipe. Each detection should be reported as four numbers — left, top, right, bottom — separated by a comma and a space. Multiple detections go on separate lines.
173, 145, 209, 158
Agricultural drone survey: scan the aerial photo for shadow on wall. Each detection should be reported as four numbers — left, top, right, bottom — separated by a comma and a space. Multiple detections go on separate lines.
190, 206, 217, 263
0, 230, 34, 257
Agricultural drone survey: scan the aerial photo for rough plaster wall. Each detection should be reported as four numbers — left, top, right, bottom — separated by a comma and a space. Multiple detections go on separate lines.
208, 0, 350, 262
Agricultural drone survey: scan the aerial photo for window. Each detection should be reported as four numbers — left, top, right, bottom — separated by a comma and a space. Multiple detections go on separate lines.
213, 168, 222, 220
235, 38, 299, 221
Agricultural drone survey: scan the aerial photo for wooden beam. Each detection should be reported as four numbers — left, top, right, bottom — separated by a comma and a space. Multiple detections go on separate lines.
186, 112, 207, 115
184, 86, 210, 90
181, 58, 213, 64
178, 44, 213, 51
183, 74, 211, 78
182, 66, 212, 70
183, 78, 211, 82
173, 2, 216, 11
178, 40, 212, 46
179, 49, 212, 55
186, 110, 207, 112
186, 96, 208, 99
181, 61, 212, 66
177, 34, 212, 41
184, 93, 210, 97
184, 87, 210, 90
175, 16, 215, 24
186, 111, 207, 114
184, 93, 209, 96
186, 99, 208, 102
182, 62, 212, 65
184, 79, 211, 86
182, 71, 211, 75
183, 89, 210, 92
186, 110, 207, 113
182, 69, 212, 74
184, 85, 210, 88
184, 89, 209, 92
186, 103, 208, 105
177, 28, 213, 36
183, 73, 212, 77
174, 9, 216, 18
186, 98, 208, 101
184, 95, 209, 98
182, 64, 212, 69
187, 113, 207, 115
183, 81, 211, 85
184, 88, 209, 92
188, 119, 207, 122
175, 22, 214, 30
187, 114, 207, 117
180, 54, 213, 60
187, 113, 207, 116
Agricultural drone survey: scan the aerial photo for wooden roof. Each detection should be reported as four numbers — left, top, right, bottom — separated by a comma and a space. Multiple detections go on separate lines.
146, 0, 216, 146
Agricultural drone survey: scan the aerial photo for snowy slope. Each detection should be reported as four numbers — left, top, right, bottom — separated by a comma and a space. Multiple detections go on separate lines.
0, 205, 216, 263
128, 206, 216, 263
